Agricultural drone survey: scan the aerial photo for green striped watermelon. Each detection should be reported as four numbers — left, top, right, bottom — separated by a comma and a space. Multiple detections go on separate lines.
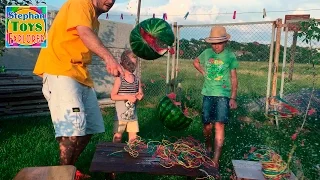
129, 18, 175, 60
157, 96, 193, 131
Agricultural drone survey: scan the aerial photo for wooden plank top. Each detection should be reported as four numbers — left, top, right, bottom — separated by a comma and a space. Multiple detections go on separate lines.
14, 165, 76, 180
90, 142, 219, 178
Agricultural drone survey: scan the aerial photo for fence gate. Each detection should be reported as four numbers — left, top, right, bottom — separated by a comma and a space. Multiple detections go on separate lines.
277, 19, 320, 121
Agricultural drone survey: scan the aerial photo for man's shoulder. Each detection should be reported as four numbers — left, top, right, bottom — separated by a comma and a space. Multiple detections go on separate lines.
67, 0, 92, 4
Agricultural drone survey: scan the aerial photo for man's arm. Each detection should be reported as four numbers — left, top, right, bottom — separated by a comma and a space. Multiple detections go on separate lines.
193, 58, 205, 75
230, 69, 238, 100
76, 26, 123, 76
76, 26, 114, 63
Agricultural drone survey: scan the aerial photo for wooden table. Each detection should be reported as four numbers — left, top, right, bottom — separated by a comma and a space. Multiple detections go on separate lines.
90, 142, 219, 179
14, 165, 76, 180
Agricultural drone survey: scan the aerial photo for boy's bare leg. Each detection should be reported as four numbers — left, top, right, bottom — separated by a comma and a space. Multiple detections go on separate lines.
213, 122, 225, 166
203, 123, 213, 153
113, 133, 122, 143
128, 132, 137, 142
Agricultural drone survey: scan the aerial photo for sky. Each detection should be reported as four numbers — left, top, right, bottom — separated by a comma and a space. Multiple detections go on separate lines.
47, 0, 320, 45
47, 0, 320, 24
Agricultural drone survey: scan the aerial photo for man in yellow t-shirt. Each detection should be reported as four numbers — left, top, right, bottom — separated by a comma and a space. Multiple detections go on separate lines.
33, 0, 123, 177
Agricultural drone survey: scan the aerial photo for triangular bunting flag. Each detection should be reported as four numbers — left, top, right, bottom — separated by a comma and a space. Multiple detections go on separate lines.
184, 12, 189, 20
163, 13, 167, 20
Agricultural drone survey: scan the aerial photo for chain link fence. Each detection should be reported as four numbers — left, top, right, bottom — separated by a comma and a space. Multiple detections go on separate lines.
173, 21, 275, 115
139, 57, 169, 107
279, 20, 320, 116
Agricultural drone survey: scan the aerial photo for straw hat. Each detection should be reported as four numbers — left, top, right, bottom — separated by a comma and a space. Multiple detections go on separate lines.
205, 26, 231, 43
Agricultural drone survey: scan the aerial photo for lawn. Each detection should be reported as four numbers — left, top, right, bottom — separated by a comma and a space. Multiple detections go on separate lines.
0, 60, 319, 179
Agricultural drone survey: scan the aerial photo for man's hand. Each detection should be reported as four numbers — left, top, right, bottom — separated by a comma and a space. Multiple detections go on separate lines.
106, 59, 124, 77
229, 99, 237, 109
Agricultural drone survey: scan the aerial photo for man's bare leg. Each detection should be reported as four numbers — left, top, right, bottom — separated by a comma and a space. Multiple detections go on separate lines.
57, 136, 77, 165
203, 123, 213, 153
71, 134, 92, 165
213, 122, 225, 166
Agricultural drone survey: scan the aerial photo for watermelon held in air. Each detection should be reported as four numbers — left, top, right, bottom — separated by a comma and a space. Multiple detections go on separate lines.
130, 18, 175, 60
157, 95, 193, 131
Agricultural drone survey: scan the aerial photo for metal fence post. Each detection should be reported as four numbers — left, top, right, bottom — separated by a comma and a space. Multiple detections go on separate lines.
166, 48, 171, 94
271, 19, 283, 102
170, 22, 178, 93
175, 26, 181, 79
265, 22, 276, 114
271, 18, 283, 128
280, 24, 289, 98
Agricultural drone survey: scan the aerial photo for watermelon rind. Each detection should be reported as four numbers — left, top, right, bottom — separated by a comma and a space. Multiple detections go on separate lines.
130, 18, 175, 60
157, 96, 193, 131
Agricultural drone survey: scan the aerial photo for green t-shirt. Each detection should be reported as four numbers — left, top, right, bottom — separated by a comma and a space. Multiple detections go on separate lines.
198, 48, 239, 97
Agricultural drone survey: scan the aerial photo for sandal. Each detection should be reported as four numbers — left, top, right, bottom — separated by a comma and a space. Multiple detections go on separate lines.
75, 170, 91, 180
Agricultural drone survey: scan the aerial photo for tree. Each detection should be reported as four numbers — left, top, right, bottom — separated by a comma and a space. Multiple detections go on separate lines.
0, 0, 46, 72
288, 18, 320, 80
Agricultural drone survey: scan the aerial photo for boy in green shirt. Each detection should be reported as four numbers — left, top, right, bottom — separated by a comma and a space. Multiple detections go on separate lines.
193, 26, 239, 168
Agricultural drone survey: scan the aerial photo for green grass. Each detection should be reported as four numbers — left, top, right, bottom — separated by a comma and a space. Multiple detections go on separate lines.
140, 59, 320, 108
1, 60, 319, 179
1, 108, 319, 179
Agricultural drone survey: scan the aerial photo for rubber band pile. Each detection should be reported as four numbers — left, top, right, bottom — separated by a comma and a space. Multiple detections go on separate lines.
247, 148, 291, 180
267, 96, 299, 119
123, 136, 216, 169
152, 136, 216, 169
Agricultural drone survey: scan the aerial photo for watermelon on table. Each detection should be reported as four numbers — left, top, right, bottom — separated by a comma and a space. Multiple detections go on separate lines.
157, 96, 193, 131
130, 18, 175, 60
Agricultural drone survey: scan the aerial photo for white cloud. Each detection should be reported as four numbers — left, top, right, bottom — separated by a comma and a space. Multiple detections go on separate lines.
109, 0, 320, 27
112, 0, 220, 24
293, 8, 308, 15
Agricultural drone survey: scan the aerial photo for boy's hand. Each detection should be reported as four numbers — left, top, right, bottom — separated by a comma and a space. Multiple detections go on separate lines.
136, 92, 144, 100
127, 95, 137, 103
229, 99, 237, 109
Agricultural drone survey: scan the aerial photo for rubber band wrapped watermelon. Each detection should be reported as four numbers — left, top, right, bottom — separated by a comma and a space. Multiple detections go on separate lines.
157, 95, 193, 131
129, 18, 175, 60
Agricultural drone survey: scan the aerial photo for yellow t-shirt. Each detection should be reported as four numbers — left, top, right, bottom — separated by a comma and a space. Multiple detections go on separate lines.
33, 0, 100, 87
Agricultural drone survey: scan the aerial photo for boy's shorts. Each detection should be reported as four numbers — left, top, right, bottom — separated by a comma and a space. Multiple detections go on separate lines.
202, 96, 230, 124
42, 73, 105, 138
113, 120, 139, 133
